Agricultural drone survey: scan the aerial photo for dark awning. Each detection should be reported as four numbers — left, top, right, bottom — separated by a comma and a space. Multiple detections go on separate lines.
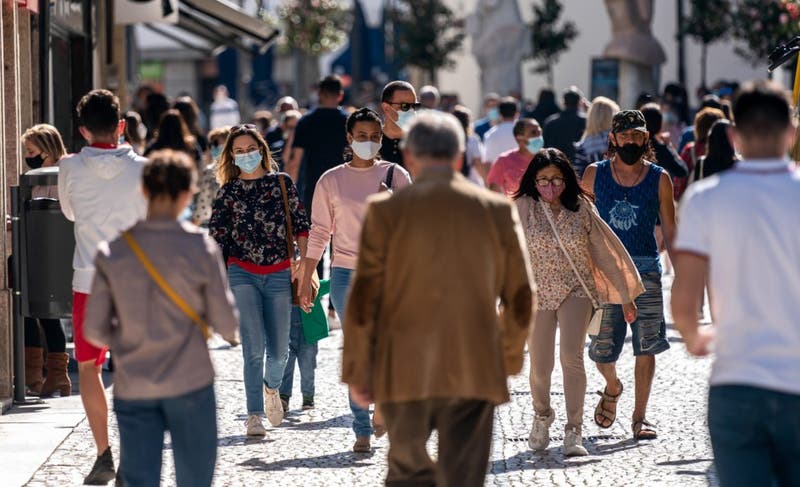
178, 0, 279, 53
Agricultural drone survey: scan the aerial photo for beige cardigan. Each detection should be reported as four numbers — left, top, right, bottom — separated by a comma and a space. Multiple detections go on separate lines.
516, 196, 644, 305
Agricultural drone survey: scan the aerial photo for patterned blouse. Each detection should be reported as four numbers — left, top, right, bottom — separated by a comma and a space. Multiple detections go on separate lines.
522, 198, 596, 310
191, 163, 220, 226
209, 173, 310, 272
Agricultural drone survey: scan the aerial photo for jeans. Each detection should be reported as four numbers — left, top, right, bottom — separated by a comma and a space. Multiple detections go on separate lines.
279, 307, 318, 399
330, 267, 373, 438
708, 385, 800, 487
228, 265, 292, 415
115, 384, 217, 487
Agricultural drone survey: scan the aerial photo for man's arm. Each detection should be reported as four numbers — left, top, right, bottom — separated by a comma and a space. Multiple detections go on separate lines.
580, 163, 597, 195
286, 145, 303, 183
658, 171, 678, 262
341, 198, 389, 406
57, 161, 75, 221
498, 203, 536, 376
672, 252, 714, 356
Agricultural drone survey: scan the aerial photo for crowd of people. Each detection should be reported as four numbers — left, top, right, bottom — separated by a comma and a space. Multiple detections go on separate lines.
15, 73, 798, 487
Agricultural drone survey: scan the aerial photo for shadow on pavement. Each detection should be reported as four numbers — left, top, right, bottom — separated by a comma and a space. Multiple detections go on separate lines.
238, 450, 377, 471
284, 414, 353, 431
489, 451, 602, 473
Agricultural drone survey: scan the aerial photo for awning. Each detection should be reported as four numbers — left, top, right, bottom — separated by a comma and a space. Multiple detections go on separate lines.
179, 0, 279, 54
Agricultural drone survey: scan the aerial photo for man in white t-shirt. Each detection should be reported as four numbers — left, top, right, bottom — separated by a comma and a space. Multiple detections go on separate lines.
209, 85, 241, 129
482, 97, 519, 168
672, 80, 800, 487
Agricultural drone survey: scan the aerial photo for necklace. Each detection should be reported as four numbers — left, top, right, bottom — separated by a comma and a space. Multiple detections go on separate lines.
611, 158, 647, 201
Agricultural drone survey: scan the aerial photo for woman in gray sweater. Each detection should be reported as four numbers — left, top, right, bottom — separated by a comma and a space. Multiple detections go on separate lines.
84, 150, 239, 487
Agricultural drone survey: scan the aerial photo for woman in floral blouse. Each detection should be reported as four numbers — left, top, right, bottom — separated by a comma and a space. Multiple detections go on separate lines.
513, 148, 643, 457
209, 124, 310, 437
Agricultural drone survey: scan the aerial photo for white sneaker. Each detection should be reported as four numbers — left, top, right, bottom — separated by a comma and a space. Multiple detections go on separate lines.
327, 311, 341, 331
528, 411, 555, 451
245, 414, 266, 437
563, 427, 588, 456
264, 386, 285, 427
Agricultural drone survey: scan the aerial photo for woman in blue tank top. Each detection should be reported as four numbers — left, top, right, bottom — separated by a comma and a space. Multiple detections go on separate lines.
580, 110, 677, 441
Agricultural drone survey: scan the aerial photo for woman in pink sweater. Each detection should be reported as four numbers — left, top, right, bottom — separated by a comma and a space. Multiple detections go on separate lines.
298, 107, 411, 452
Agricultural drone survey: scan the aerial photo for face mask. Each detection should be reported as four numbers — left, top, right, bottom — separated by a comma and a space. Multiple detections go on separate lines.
527, 136, 544, 153
396, 109, 416, 129
119, 135, 126, 145
488, 107, 500, 122
210, 145, 223, 161
234, 150, 263, 174
538, 183, 564, 203
616, 142, 647, 165
137, 124, 148, 140
351, 140, 381, 160
26, 154, 45, 169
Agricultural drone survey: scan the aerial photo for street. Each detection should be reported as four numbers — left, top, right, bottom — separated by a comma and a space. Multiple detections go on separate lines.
24, 274, 717, 487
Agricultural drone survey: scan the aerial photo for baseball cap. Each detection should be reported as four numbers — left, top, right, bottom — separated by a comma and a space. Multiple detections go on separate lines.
612, 110, 648, 133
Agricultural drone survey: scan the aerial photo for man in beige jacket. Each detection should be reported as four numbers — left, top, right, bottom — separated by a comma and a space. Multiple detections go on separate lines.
342, 111, 536, 486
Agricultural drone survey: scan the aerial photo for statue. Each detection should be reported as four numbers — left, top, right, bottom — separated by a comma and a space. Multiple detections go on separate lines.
468, 0, 531, 96
603, 0, 666, 66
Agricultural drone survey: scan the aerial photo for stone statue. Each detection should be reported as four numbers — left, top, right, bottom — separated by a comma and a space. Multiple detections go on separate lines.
468, 0, 531, 96
603, 0, 666, 66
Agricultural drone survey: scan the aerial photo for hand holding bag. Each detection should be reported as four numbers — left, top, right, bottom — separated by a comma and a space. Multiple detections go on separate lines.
540, 203, 605, 336
278, 175, 320, 305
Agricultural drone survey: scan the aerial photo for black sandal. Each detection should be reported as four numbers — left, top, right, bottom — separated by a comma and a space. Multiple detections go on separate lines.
632, 419, 658, 440
593, 379, 623, 429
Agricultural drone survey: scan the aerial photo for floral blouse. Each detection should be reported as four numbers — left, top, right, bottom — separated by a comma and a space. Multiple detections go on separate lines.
209, 173, 310, 270
191, 163, 220, 226
522, 198, 596, 311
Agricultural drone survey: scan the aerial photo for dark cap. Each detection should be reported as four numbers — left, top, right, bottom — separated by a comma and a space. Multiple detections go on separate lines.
612, 110, 647, 133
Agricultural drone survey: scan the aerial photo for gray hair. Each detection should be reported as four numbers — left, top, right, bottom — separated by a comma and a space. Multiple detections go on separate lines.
403, 111, 465, 162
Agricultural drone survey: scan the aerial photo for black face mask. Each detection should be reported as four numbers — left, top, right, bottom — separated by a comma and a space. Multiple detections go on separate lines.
616, 143, 646, 165
26, 154, 45, 169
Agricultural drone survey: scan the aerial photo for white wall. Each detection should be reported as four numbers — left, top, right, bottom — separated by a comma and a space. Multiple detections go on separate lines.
438, 0, 776, 115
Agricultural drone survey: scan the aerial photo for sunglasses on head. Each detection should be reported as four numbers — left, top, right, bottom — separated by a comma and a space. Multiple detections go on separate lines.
232, 123, 258, 131
386, 102, 421, 112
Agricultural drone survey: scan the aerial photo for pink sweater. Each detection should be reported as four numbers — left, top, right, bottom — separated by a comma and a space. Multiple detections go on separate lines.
307, 161, 412, 269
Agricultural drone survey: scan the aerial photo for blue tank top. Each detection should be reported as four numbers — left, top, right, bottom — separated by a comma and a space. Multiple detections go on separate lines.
593, 160, 662, 271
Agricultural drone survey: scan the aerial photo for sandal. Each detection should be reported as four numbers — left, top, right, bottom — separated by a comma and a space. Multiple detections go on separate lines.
632, 419, 658, 440
593, 379, 623, 429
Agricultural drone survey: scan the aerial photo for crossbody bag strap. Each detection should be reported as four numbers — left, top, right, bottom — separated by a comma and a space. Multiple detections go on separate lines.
540, 204, 600, 308
278, 175, 296, 260
384, 163, 396, 188
122, 232, 211, 340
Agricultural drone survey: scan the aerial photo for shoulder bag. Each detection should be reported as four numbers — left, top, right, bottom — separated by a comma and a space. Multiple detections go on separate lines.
123, 231, 239, 345
278, 175, 320, 305
540, 203, 604, 335
380, 163, 396, 193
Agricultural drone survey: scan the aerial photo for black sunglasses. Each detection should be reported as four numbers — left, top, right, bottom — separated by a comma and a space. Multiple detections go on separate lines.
386, 102, 421, 112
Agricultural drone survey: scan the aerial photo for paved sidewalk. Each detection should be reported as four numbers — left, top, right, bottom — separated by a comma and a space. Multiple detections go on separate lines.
7, 274, 718, 486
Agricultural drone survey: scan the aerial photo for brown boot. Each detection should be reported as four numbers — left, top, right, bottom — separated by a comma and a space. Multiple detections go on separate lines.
24, 347, 44, 395
40, 352, 71, 397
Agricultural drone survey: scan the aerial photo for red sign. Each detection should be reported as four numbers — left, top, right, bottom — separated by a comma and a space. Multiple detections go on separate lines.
17, 0, 39, 14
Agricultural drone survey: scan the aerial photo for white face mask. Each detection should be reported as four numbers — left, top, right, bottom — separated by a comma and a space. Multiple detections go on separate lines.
351, 140, 381, 160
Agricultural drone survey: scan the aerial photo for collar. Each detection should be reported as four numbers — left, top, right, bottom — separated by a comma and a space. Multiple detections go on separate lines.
415, 166, 457, 182
90, 142, 118, 149
734, 159, 794, 174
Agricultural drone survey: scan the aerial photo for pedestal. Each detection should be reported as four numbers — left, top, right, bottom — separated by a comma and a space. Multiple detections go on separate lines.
618, 60, 660, 110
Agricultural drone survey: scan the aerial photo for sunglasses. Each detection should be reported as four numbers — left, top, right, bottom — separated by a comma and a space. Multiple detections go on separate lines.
386, 102, 421, 112
232, 123, 258, 131
535, 177, 565, 187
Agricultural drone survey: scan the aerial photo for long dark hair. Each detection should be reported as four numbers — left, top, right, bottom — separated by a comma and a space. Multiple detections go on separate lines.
513, 148, 590, 212
150, 109, 195, 154
173, 97, 203, 139
605, 133, 656, 162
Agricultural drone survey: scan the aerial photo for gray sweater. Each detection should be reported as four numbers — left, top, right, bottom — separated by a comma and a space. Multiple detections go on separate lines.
84, 220, 239, 400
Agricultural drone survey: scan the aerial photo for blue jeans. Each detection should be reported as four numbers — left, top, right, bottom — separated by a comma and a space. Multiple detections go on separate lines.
228, 265, 292, 415
589, 272, 670, 363
278, 307, 318, 399
709, 385, 800, 487
115, 384, 217, 487
330, 267, 373, 438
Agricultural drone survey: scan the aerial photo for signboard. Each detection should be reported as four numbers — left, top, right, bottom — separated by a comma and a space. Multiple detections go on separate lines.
115, 0, 178, 25
591, 58, 619, 102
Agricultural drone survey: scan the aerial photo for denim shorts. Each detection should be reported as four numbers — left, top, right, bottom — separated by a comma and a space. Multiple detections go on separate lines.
588, 272, 670, 363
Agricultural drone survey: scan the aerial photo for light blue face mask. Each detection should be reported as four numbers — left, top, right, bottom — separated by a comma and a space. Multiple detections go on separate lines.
234, 150, 262, 174
210, 145, 223, 161
527, 136, 544, 153
396, 109, 416, 129
488, 107, 500, 122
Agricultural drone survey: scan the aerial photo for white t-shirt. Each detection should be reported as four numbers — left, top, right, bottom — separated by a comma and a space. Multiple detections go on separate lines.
465, 135, 485, 187
482, 121, 517, 165
675, 159, 800, 395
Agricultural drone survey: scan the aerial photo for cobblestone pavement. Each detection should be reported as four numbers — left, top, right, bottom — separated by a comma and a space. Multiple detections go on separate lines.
27, 274, 717, 486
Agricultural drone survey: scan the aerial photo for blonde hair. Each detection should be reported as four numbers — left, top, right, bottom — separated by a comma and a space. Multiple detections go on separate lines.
582, 97, 620, 139
208, 126, 232, 144
21, 124, 67, 163
216, 125, 278, 185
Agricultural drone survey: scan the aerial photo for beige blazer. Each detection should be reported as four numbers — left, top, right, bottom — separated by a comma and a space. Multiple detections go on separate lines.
341, 168, 536, 406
